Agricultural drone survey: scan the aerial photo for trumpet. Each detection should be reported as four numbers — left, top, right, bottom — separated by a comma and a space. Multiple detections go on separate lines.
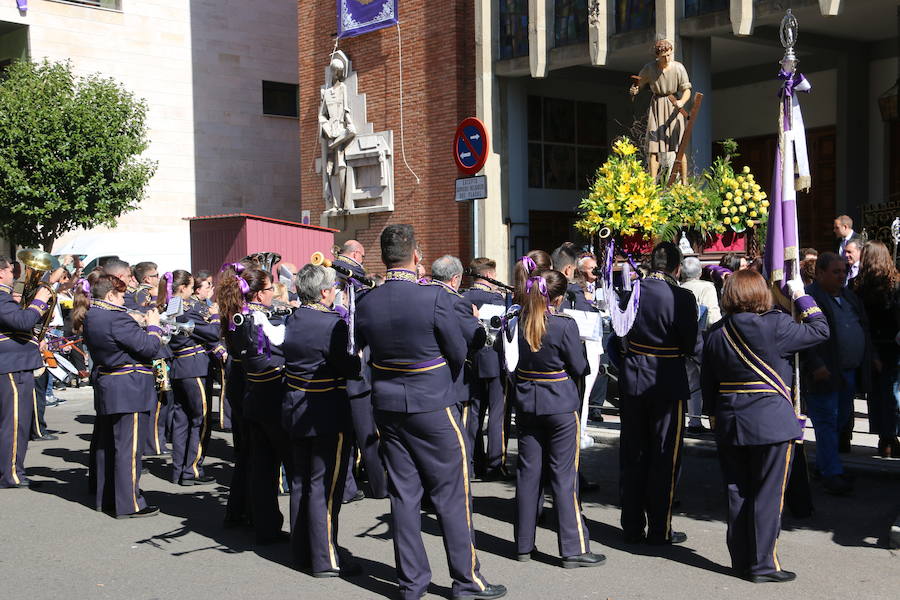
310, 252, 375, 288
17, 249, 58, 341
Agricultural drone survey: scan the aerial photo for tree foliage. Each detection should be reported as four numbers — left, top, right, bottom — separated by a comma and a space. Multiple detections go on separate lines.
0, 59, 157, 250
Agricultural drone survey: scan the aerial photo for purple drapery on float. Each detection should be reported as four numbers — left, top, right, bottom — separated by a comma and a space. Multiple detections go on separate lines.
764, 69, 811, 292
337, 0, 398, 39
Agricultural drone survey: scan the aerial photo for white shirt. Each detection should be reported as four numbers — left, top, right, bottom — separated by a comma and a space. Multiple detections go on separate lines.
680, 279, 721, 327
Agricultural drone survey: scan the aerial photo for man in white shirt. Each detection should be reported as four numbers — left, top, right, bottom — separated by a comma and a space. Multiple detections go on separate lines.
834, 215, 860, 257
680, 257, 720, 434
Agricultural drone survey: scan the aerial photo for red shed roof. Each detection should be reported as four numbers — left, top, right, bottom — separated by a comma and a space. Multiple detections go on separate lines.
186, 213, 339, 233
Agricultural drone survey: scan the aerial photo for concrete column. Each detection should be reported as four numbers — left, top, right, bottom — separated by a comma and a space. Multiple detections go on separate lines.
730, 0, 753, 36
588, 0, 614, 66
656, 0, 676, 42
819, 1, 842, 16
684, 37, 712, 174
835, 46, 870, 218
475, 0, 509, 271
529, 0, 549, 78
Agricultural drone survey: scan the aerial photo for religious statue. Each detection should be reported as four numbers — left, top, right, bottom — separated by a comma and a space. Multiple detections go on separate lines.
319, 53, 357, 212
630, 39, 693, 183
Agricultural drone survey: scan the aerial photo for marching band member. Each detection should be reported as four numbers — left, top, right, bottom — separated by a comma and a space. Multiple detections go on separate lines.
701, 271, 828, 582
613, 242, 699, 545
160, 270, 222, 486
0, 255, 51, 489
463, 258, 509, 480
512, 269, 602, 568
355, 225, 505, 600
282, 264, 362, 576
133, 262, 160, 310
73, 273, 162, 517
333, 239, 368, 282
513, 251, 551, 305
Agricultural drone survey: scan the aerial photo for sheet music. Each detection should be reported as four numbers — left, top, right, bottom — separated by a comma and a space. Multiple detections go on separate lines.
563, 309, 603, 341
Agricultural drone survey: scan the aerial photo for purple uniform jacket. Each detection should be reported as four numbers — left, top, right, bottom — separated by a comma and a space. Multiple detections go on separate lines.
355, 269, 467, 413
168, 297, 220, 379
281, 304, 361, 438
701, 296, 829, 445
617, 275, 699, 400
514, 313, 589, 415
240, 303, 286, 423
462, 284, 505, 379
82, 300, 163, 414
0, 283, 45, 374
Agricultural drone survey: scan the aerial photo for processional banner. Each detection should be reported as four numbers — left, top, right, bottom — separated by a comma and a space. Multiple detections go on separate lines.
338, 0, 399, 39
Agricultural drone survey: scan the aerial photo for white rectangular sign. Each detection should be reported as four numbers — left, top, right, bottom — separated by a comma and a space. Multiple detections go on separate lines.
455, 175, 488, 202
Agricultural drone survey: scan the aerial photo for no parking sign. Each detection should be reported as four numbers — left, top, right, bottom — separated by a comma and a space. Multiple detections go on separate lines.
453, 117, 489, 176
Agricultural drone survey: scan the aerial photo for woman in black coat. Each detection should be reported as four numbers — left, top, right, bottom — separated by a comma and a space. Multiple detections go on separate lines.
702, 270, 828, 583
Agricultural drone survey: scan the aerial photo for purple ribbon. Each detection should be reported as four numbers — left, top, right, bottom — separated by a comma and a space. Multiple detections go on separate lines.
75, 278, 90, 295
227, 276, 252, 332
257, 323, 271, 360
220, 262, 245, 274
520, 256, 537, 274
163, 272, 173, 304
525, 275, 550, 311
777, 70, 808, 98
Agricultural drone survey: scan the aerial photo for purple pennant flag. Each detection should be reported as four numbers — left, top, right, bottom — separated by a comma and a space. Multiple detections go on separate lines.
338, 0, 398, 39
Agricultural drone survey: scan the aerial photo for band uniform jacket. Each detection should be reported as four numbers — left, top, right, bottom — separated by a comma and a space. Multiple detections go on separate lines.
239, 303, 285, 425
168, 298, 220, 380
355, 269, 467, 413
281, 304, 361, 438
701, 296, 829, 446
333, 255, 367, 285
566, 282, 598, 313
0, 283, 46, 374
462, 284, 505, 380
82, 300, 163, 414
514, 312, 589, 415
616, 274, 699, 400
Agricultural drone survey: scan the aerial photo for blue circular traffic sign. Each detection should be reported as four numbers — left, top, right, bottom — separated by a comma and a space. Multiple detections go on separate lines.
454, 117, 489, 175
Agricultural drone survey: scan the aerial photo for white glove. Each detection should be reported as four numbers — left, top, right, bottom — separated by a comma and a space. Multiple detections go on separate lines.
785, 278, 805, 300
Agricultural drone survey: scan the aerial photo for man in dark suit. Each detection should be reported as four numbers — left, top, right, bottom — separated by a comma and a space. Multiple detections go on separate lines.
802, 252, 871, 495
613, 242, 698, 545
355, 225, 505, 600
833, 215, 861, 258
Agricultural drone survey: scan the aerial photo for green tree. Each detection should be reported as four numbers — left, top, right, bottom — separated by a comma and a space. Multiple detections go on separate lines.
0, 59, 156, 250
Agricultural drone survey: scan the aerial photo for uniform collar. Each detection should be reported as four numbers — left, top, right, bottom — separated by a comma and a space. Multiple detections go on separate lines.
92, 299, 127, 312
385, 268, 418, 283
0, 282, 12, 294
336, 254, 365, 271
301, 302, 333, 313
646, 271, 679, 287
248, 302, 270, 312
470, 281, 494, 293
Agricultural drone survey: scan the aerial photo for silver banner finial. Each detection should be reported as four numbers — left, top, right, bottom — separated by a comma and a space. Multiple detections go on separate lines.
780, 9, 799, 73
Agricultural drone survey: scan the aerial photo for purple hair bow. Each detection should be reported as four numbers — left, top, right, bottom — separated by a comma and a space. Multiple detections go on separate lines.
520, 255, 537, 274
75, 278, 90, 295
525, 275, 550, 311
163, 272, 173, 304
220, 262, 245, 274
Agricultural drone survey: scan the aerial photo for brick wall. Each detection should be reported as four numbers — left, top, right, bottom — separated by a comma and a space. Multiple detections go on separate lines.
298, 1, 475, 272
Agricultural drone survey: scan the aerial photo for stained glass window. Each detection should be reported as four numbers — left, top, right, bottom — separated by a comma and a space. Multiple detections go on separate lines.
555, 0, 589, 48
499, 0, 529, 60
615, 0, 655, 34
528, 96, 607, 190
684, 0, 728, 18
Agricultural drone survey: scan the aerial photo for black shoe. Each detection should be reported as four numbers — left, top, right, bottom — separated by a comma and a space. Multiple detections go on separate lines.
516, 549, 534, 562
452, 584, 508, 600
822, 475, 852, 495
562, 552, 607, 568
10, 479, 41, 489
647, 531, 687, 545
482, 468, 514, 482
179, 475, 215, 486
145, 449, 171, 458
686, 425, 710, 435
312, 561, 363, 578
343, 490, 365, 504
748, 570, 797, 583
32, 433, 58, 441
116, 505, 160, 519
580, 480, 600, 492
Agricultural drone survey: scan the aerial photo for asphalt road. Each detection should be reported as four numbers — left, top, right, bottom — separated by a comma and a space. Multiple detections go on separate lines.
1, 387, 897, 600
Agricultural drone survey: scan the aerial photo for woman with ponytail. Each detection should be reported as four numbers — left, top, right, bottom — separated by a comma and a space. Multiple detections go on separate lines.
160, 270, 223, 486
79, 273, 163, 518
513, 269, 603, 568
220, 266, 291, 544
513, 250, 552, 306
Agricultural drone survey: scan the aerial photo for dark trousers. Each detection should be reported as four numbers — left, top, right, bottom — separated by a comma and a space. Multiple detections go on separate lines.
515, 411, 590, 557
376, 406, 489, 600
290, 432, 351, 572
619, 393, 685, 542
171, 377, 210, 483
163, 389, 175, 444
868, 363, 900, 438
141, 392, 170, 456
31, 370, 48, 439
94, 412, 148, 516
717, 441, 793, 575
215, 361, 231, 430
225, 378, 249, 522
470, 376, 506, 475
343, 395, 388, 499
0, 371, 34, 487
247, 418, 292, 540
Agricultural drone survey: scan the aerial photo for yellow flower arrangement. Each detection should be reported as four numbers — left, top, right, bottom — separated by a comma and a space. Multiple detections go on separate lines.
704, 141, 769, 234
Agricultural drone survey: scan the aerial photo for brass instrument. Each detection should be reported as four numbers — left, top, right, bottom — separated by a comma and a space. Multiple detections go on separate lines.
153, 358, 172, 393
310, 251, 375, 288
244, 252, 282, 276
598, 227, 612, 239
17, 249, 58, 341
